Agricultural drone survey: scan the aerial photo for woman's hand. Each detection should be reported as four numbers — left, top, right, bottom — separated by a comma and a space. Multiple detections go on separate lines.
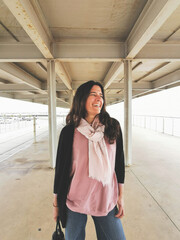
53, 205, 59, 221
115, 197, 125, 219
115, 183, 125, 218
53, 194, 59, 221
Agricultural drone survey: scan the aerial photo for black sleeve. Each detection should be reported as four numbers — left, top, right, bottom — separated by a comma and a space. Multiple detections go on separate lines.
53, 127, 66, 194
115, 124, 125, 183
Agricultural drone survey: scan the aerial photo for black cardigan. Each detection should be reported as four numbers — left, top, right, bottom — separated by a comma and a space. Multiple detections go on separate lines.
53, 123, 125, 228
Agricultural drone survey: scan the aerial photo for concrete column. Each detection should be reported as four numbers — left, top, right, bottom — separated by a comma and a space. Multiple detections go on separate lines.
124, 60, 132, 166
47, 60, 57, 168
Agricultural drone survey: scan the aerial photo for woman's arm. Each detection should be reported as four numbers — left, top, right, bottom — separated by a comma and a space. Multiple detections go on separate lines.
53, 128, 64, 221
115, 183, 125, 218
53, 194, 59, 221
114, 122, 125, 218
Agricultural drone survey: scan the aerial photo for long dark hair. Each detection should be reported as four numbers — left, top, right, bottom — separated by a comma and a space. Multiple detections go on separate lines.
66, 80, 120, 143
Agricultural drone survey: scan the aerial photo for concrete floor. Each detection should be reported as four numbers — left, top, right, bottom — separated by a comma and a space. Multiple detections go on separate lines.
0, 126, 180, 240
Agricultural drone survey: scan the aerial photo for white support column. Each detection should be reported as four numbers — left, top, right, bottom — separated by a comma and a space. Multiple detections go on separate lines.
47, 60, 57, 168
124, 60, 132, 166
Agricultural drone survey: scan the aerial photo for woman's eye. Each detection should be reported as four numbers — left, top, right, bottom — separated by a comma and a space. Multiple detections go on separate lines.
89, 93, 104, 98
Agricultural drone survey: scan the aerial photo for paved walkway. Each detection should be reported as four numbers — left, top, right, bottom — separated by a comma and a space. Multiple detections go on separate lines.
0, 126, 180, 240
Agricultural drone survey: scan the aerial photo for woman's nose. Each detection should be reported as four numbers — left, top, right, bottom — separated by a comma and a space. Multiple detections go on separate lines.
96, 96, 101, 101
96, 95, 102, 100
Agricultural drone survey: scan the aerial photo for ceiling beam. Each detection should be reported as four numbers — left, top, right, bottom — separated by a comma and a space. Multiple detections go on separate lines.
53, 42, 125, 60
3, 0, 72, 90
57, 92, 71, 98
126, 0, 180, 58
13, 93, 70, 105
14, 93, 48, 100
57, 102, 69, 109
1, 42, 180, 61
132, 89, 161, 99
0, 93, 14, 99
0, 63, 43, 90
0, 42, 124, 62
109, 82, 152, 90
131, 70, 180, 99
30, 0, 54, 42
23, 82, 153, 92
0, 43, 44, 62
134, 62, 171, 83
135, 43, 180, 60
105, 94, 123, 99
103, 62, 123, 90
152, 69, 180, 89
0, 83, 42, 92
42, 83, 68, 91
3, 0, 51, 57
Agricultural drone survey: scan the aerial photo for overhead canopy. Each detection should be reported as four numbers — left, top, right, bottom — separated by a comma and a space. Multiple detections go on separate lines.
0, 0, 180, 108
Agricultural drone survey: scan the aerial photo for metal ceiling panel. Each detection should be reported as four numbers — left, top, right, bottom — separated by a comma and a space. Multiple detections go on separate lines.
39, 0, 147, 40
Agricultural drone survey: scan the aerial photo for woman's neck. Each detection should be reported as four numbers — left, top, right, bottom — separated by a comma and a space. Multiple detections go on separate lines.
85, 115, 96, 124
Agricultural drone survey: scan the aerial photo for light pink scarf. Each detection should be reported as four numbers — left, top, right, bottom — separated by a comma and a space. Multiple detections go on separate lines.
77, 117, 112, 186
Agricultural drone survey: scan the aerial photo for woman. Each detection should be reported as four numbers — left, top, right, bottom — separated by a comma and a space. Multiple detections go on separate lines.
53, 80, 126, 240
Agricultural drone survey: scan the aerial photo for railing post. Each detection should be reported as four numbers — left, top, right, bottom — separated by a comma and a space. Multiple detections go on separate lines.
172, 118, 174, 136
33, 116, 36, 143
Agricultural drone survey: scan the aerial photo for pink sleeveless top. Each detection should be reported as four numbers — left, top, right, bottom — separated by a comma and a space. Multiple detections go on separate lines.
66, 128, 118, 216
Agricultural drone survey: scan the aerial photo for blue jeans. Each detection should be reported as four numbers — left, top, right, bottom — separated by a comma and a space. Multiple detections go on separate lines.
65, 207, 126, 240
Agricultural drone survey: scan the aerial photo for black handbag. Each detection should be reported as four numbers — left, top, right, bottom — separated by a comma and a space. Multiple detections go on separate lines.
52, 216, 65, 240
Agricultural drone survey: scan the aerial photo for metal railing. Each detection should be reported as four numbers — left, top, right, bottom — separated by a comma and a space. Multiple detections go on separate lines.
0, 114, 67, 140
0, 114, 67, 163
133, 115, 180, 137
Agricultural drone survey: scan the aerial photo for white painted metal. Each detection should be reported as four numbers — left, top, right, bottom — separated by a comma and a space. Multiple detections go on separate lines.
136, 43, 180, 60
47, 60, 57, 168
55, 61, 72, 90
42, 83, 67, 91
30, 0, 54, 42
131, 69, 180, 98
124, 60, 132, 166
53, 42, 125, 60
0, 93, 13, 99
0, 43, 44, 62
3, 0, 72, 90
126, 0, 180, 58
3, 0, 52, 57
0, 63, 42, 90
13, 93, 48, 100
1, 42, 180, 63
0, 84, 40, 92
103, 62, 124, 89
152, 69, 180, 89
54, 82, 152, 91
109, 82, 152, 90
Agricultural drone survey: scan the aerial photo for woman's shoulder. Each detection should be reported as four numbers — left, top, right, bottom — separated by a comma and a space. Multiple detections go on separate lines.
110, 117, 119, 124
61, 124, 75, 134
110, 117, 121, 128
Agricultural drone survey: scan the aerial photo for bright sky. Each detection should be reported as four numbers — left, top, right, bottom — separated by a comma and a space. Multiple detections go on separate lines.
0, 98, 68, 115
108, 86, 180, 119
0, 86, 180, 117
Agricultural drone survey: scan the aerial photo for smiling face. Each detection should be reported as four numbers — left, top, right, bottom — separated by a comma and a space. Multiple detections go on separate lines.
85, 85, 104, 122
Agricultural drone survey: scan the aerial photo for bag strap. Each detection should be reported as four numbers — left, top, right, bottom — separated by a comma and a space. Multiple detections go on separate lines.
56, 216, 64, 238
